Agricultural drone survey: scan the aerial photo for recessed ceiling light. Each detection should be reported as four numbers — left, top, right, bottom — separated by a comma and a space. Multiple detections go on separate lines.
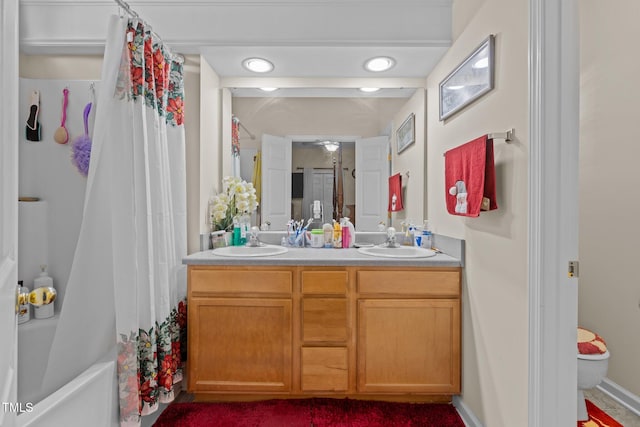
242, 57, 274, 73
364, 56, 395, 72
260, 87, 278, 92
359, 88, 380, 93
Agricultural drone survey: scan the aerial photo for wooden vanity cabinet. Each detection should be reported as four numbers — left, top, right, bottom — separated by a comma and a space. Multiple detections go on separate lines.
356, 269, 461, 394
187, 267, 293, 393
187, 265, 461, 400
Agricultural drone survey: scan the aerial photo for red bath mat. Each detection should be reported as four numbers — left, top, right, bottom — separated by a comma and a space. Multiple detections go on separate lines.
153, 398, 465, 427
578, 399, 624, 427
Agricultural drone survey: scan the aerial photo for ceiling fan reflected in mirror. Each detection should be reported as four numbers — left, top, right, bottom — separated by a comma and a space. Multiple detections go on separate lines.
293, 140, 341, 152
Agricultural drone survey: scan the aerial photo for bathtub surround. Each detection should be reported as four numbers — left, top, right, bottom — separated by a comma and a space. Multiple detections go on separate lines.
42, 15, 188, 427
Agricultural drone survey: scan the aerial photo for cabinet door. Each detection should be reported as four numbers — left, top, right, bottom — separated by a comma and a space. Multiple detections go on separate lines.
188, 297, 292, 392
357, 299, 460, 394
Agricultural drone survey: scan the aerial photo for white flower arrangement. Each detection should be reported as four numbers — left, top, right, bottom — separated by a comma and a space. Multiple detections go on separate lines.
210, 176, 258, 231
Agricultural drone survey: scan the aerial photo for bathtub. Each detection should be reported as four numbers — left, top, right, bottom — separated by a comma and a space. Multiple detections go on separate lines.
16, 317, 119, 427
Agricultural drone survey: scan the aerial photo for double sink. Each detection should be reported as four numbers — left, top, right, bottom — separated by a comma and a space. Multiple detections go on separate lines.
213, 243, 436, 259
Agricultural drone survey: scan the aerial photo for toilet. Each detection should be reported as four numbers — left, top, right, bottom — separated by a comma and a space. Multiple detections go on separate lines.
577, 326, 610, 421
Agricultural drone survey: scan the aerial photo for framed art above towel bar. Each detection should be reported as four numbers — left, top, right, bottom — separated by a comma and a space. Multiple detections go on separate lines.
439, 35, 495, 121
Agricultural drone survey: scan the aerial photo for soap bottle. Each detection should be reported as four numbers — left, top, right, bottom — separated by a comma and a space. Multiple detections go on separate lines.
309, 200, 324, 230
232, 216, 241, 246
333, 220, 342, 248
17, 280, 30, 324
34, 265, 53, 289
239, 214, 249, 246
32, 265, 55, 319
421, 220, 433, 249
341, 217, 355, 248
341, 218, 350, 248
323, 223, 333, 248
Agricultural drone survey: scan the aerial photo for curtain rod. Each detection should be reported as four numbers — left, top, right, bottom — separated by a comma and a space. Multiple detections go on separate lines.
233, 116, 256, 140
113, 0, 185, 64
114, 0, 139, 19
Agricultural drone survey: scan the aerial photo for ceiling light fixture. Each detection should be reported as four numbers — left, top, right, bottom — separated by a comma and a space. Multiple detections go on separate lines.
242, 57, 274, 73
364, 56, 395, 72
359, 87, 380, 93
324, 141, 340, 152
260, 87, 278, 92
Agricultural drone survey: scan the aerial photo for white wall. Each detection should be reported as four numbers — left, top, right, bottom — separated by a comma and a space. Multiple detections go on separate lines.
579, 0, 640, 397
391, 89, 426, 228
426, 0, 529, 425
19, 54, 204, 254
18, 78, 97, 311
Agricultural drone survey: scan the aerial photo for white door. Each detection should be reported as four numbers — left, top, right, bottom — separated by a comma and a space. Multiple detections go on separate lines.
310, 172, 333, 222
355, 136, 389, 231
261, 134, 292, 230
1, 0, 19, 425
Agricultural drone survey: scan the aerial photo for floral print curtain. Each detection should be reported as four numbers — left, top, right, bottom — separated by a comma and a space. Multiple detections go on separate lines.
103, 17, 187, 426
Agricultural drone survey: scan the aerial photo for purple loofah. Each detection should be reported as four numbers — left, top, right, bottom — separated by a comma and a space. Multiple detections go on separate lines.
71, 135, 92, 176
71, 102, 93, 177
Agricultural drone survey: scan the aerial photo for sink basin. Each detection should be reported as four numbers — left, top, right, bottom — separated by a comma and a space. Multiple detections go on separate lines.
357, 246, 437, 259
213, 244, 288, 257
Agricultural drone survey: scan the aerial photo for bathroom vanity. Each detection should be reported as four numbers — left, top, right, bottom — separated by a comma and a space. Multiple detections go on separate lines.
183, 245, 462, 402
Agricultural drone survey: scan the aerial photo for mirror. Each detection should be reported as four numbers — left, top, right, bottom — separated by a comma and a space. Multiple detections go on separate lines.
232, 94, 412, 231
291, 140, 355, 225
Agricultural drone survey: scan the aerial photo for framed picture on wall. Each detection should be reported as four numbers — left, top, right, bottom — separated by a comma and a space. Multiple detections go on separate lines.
439, 34, 495, 121
396, 113, 415, 154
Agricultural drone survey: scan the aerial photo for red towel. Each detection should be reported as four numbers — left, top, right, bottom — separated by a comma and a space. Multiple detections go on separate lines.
444, 135, 497, 217
388, 173, 404, 212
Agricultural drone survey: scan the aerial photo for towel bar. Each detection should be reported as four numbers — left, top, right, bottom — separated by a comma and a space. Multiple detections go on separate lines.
443, 128, 514, 156
488, 128, 514, 142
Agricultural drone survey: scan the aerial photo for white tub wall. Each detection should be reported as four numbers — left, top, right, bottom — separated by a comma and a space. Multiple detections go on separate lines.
18, 78, 94, 310
17, 315, 58, 405
16, 348, 118, 427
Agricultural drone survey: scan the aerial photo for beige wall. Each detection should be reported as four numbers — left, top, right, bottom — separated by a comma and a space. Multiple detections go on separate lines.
579, 0, 640, 396
391, 89, 426, 228
19, 54, 204, 254
426, 0, 529, 424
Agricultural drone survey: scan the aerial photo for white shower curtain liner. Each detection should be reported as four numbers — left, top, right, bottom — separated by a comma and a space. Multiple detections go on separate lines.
43, 15, 187, 427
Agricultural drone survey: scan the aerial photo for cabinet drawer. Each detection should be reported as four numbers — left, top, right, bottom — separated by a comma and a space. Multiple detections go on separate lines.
301, 271, 348, 295
357, 270, 460, 297
302, 298, 348, 343
190, 268, 292, 295
301, 347, 348, 391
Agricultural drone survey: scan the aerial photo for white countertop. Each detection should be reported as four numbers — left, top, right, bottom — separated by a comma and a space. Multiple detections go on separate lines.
183, 246, 461, 267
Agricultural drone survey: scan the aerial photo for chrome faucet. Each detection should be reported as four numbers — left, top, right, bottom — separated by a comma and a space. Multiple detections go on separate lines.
247, 226, 261, 247
384, 227, 399, 248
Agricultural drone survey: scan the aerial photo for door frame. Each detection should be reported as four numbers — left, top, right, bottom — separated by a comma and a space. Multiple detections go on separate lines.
1, 0, 20, 426
528, 0, 579, 425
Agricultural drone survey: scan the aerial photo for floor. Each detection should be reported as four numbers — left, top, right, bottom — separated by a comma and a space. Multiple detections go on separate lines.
174, 389, 640, 426
584, 388, 640, 426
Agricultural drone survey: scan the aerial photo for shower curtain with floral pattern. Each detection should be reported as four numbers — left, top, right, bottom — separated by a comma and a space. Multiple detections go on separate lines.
103, 15, 187, 426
